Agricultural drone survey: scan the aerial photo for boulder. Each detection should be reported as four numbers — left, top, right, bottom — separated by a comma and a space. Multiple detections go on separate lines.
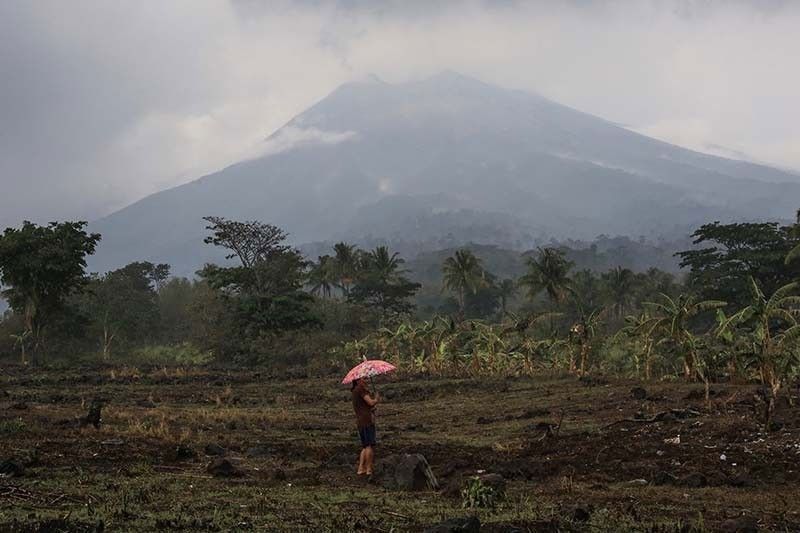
374, 453, 438, 491
719, 517, 759, 533
570, 504, 592, 522
204, 443, 226, 456
0, 459, 24, 477
81, 399, 104, 429
678, 472, 707, 488
653, 471, 678, 486
630, 387, 648, 400
206, 458, 242, 477
423, 516, 480, 533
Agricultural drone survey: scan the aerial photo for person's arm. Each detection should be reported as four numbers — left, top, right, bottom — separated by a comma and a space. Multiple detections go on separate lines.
362, 391, 380, 407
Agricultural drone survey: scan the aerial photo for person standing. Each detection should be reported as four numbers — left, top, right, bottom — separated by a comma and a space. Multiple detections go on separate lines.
352, 378, 379, 475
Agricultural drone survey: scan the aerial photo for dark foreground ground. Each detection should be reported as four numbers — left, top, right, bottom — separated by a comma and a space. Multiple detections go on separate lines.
1, 365, 799, 532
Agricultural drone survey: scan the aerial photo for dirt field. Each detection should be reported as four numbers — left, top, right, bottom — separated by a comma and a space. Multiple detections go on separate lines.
1, 365, 799, 532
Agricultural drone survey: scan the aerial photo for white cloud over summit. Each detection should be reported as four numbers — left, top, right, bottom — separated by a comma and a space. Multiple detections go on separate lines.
1, 0, 799, 229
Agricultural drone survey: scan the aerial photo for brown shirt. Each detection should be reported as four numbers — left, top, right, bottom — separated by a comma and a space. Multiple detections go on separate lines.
352, 381, 374, 428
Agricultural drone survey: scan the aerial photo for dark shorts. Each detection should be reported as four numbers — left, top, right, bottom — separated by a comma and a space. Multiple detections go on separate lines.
358, 425, 376, 448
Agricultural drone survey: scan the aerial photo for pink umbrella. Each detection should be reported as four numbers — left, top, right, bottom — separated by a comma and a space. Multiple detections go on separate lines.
341, 359, 397, 385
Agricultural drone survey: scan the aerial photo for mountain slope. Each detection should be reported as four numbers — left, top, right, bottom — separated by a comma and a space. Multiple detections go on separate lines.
89, 72, 800, 275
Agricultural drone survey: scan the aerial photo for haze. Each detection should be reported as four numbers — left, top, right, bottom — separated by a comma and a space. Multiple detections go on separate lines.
1, 0, 799, 231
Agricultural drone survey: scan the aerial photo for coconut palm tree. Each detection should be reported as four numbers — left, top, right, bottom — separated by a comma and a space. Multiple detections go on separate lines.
307, 255, 335, 298
332, 242, 359, 296
644, 293, 727, 380
496, 278, 516, 316
717, 277, 800, 427
442, 249, 485, 317
603, 266, 636, 318
519, 247, 573, 306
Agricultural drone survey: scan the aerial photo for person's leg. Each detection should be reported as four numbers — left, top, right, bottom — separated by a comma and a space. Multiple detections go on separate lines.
357, 447, 367, 474
364, 446, 374, 475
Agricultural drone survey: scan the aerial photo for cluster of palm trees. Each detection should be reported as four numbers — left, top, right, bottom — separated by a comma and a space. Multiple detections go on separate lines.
307, 243, 408, 299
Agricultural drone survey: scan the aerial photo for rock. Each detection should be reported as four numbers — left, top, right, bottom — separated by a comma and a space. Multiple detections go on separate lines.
9, 402, 28, 410
374, 453, 438, 491
678, 472, 707, 488
719, 517, 759, 533
171, 444, 196, 461
204, 443, 226, 456
206, 458, 242, 477
476, 416, 491, 425
423, 516, 480, 533
727, 473, 753, 488
630, 387, 648, 400
0, 459, 24, 477
571, 504, 592, 522
136, 398, 157, 408
653, 471, 678, 486
246, 445, 270, 458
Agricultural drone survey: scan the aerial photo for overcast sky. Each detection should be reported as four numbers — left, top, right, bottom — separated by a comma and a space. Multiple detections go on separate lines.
1, 0, 799, 230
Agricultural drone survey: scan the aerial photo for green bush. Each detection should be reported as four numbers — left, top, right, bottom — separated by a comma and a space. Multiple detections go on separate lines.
461, 477, 502, 509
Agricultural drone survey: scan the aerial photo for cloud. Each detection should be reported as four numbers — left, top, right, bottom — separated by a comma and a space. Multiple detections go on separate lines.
1, 0, 799, 229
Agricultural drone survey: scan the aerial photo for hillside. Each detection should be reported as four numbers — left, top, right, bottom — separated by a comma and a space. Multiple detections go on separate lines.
88, 72, 800, 275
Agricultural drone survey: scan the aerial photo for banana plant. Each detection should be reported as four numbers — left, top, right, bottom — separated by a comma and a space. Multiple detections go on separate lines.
717, 277, 800, 427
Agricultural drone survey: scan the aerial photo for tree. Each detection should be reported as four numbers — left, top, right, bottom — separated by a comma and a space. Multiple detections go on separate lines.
0, 221, 100, 362
82, 262, 160, 359
786, 209, 800, 265
349, 246, 421, 316
332, 242, 359, 297
678, 220, 800, 308
616, 311, 658, 380
644, 294, 727, 379
569, 304, 607, 376
717, 277, 800, 427
496, 279, 516, 316
308, 255, 336, 299
519, 247, 573, 306
199, 217, 318, 359
602, 266, 636, 318
442, 249, 485, 317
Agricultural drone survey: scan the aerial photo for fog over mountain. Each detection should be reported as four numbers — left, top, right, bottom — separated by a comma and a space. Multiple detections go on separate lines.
88, 72, 800, 275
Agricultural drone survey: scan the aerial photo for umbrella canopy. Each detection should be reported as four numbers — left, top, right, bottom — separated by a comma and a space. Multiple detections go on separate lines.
341, 359, 397, 385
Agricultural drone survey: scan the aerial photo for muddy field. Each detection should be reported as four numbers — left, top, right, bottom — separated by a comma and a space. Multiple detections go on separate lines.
1, 365, 799, 532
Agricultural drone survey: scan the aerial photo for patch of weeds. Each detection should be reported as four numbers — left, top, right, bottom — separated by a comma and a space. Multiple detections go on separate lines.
462, 477, 502, 509
0, 417, 26, 435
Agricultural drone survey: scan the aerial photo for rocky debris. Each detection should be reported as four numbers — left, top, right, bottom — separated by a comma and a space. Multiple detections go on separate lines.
206, 458, 242, 477
719, 517, 759, 533
0, 459, 25, 477
374, 453, 438, 491
170, 444, 197, 461
652, 471, 707, 488
680, 472, 707, 488
204, 443, 226, 456
630, 387, 648, 400
653, 471, 678, 486
570, 504, 593, 522
423, 516, 480, 533
80, 399, 104, 429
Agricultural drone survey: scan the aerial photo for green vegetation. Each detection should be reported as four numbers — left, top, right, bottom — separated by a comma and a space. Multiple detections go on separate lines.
1, 210, 799, 429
